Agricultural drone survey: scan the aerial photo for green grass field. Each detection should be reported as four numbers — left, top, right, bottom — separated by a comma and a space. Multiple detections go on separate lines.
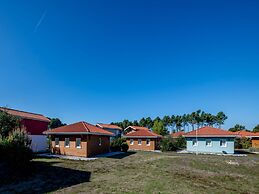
1, 151, 259, 194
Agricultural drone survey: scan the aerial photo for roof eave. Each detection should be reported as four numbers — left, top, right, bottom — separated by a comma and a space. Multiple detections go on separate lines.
123, 136, 161, 138
43, 131, 115, 136
184, 135, 237, 138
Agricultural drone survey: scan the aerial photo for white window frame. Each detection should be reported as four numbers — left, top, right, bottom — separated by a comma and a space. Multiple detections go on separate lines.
99, 138, 102, 146
205, 139, 212, 147
55, 138, 59, 147
138, 139, 142, 145
130, 139, 134, 145
220, 139, 227, 147
146, 139, 150, 146
76, 138, 81, 148
64, 138, 70, 148
192, 139, 198, 147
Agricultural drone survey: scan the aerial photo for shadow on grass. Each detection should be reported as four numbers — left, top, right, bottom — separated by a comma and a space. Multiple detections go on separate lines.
234, 149, 255, 155
0, 160, 91, 194
107, 151, 136, 159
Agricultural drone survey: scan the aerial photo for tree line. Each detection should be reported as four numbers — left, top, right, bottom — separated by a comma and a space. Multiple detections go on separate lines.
228, 124, 259, 133
111, 110, 228, 134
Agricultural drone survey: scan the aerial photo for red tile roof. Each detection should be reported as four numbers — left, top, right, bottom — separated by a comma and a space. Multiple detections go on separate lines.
44, 121, 114, 136
0, 107, 50, 123
184, 126, 237, 137
171, 131, 185, 138
234, 130, 259, 138
124, 129, 162, 138
96, 123, 122, 130
124, 126, 150, 131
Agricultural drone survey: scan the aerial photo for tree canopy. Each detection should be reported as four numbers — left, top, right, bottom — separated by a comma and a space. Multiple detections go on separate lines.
111, 110, 228, 134
152, 120, 168, 136
0, 110, 20, 138
48, 118, 66, 129
228, 124, 246, 132
253, 124, 259, 132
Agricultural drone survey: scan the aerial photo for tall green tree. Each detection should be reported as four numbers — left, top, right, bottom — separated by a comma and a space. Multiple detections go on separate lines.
175, 115, 182, 132
253, 124, 259, 132
48, 118, 66, 129
228, 124, 246, 132
145, 117, 153, 129
0, 110, 20, 138
162, 115, 171, 127
132, 120, 139, 126
152, 120, 168, 136
139, 117, 147, 127
216, 111, 228, 128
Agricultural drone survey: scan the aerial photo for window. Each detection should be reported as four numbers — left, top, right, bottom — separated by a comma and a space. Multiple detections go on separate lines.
192, 139, 198, 146
65, 138, 70, 147
55, 138, 59, 147
220, 139, 227, 147
146, 139, 150, 146
99, 138, 102, 146
205, 139, 212, 147
138, 139, 142, 145
130, 139, 134, 145
76, 138, 81, 148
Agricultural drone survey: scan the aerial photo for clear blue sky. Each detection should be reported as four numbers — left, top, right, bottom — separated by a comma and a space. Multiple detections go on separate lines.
0, 0, 259, 129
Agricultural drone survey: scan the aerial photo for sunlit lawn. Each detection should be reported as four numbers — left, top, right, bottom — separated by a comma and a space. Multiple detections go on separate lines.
1, 151, 259, 194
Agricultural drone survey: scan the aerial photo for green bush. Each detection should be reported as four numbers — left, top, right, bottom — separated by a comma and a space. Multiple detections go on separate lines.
159, 137, 177, 152
159, 136, 186, 152
235, 137, 252, 149
174, 135, 186, 149
110, 138, 128, 152
0, 128, 33, 170
121, 142, 129, 152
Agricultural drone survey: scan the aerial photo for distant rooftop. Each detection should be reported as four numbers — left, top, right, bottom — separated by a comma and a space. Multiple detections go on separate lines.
0, 107, 50, 123
96, 123, 122, 130
171, 131, 185, 138
124, 126, 150, 131
184, 126, 237, 137
44, 121, 114, 136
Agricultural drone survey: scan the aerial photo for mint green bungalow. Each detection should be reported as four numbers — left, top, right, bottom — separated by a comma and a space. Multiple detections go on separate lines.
184, 127, 237, 154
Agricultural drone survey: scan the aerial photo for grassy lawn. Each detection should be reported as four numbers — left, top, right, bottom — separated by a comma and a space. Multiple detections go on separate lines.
1, 151, 259, 194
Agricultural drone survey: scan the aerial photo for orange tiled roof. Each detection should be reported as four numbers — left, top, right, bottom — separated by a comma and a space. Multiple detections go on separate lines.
234, 130, 259, 138
171, 131, 185, 138
124, 129, 162, 138
184, 126, 237, 137
44, 121, 114, 136
0, 107, 50, 122
96, 123, 122, 130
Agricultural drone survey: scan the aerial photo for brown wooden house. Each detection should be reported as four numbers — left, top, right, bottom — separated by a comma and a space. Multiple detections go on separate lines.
44, 121, 114, 157
124, 126, 162, 151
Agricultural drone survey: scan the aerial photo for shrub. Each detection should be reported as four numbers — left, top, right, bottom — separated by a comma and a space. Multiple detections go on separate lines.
159, 136, 186, 152
0, 128, 33, 171
174, 135, 186, 149
159, 137, 177, 152
235, 137, 252, 149
110, 138, 128, 152
121, 142, 129, 152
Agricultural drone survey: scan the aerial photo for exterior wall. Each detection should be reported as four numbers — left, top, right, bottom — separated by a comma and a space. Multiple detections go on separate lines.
126, 138, 159, 151
252, 138, 259, 148
50, 135, 110, 157
51, 135, 88, 157
21, 119, 49, 135
186, 137, 235, 154
30, 135, 48, 152
87, 135, 110, 157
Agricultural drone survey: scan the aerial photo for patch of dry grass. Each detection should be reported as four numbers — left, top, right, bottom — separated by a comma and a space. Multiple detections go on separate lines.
1, 151, 259, 194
